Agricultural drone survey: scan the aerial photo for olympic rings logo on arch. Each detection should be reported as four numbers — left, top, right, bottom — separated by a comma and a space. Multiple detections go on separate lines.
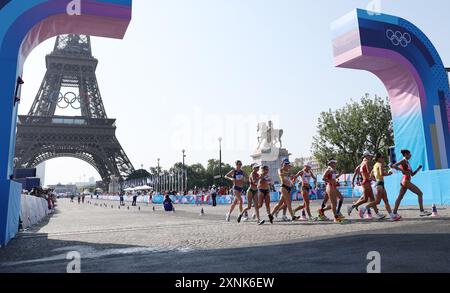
386, 29, 412, 48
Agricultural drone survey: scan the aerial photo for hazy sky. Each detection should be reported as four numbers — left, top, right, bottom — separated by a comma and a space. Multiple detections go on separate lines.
19, 0, 450, 185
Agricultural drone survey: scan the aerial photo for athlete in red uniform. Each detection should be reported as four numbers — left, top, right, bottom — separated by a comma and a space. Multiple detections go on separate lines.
347, 151, 385, 220
321, 160, 344, 223
392, 149, 432, 217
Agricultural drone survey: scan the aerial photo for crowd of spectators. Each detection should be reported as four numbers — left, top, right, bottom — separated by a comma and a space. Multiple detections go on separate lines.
23, 186, 57, 210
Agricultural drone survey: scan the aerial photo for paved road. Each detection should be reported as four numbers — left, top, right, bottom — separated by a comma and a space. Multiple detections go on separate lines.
0, 198, 449, 272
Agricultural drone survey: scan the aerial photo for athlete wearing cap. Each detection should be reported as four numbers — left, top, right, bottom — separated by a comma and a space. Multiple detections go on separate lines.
321, 159, 344, 223
359, 153, 401, 221
347, 151, 385, 220
316, 159, 345, 221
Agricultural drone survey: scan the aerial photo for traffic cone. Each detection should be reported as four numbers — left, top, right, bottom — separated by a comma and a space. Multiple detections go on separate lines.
200, 208, 205, 216
300, 210, 307, 221
365, 208, 373, 220
432, 204, 439, 217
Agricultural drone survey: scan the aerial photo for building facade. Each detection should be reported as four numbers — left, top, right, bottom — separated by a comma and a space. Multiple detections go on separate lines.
294, 156, 326, 175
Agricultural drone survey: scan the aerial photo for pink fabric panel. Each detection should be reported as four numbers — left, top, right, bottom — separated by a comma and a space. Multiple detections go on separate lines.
332, 28, 361, 62
334, 44, 426, 120
19, 13, 129, 67
334, 47, 362, 67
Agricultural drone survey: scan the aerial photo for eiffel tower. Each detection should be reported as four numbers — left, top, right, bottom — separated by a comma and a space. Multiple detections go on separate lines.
15, 34, 135, 187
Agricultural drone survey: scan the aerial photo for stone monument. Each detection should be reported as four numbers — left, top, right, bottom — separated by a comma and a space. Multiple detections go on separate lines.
251, 121, 291, 184
109, 176, 120, 193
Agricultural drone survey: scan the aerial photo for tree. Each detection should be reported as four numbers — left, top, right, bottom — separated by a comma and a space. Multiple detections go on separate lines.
312, 94, 394, 173
149, 166, 162, 176
290, 166, 302, 175
241, 165, 253, 176
186, 163, 207, 190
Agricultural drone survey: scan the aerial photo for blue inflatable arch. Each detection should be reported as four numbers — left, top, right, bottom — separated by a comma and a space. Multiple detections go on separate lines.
0, 0, 132, 246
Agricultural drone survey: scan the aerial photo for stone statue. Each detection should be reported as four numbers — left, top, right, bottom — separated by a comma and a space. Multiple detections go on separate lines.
252, 121, 289, 184
256, 121, 283, 151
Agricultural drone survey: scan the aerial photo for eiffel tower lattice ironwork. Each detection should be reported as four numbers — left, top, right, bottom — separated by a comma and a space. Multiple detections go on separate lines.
15, 34, 135, 186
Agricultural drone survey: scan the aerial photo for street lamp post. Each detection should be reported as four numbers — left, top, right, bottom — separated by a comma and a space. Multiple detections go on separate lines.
157, 158, 160, 193
182, 149, 187, 193
218, 137, 222, 186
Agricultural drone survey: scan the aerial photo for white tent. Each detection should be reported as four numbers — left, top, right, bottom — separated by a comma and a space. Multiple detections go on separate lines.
123, 187, 135, 191
136, 185, 152, 190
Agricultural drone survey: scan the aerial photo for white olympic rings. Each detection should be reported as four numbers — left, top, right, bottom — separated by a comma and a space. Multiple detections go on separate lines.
386, 29, 411, 48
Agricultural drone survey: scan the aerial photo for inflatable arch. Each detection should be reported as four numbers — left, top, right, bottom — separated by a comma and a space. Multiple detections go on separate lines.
332, 9, 450, 171
0, 0, 132, 246
332, 9, 450, 206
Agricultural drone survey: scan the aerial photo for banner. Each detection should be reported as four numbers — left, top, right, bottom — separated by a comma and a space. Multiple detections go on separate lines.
20, 195, 50, 229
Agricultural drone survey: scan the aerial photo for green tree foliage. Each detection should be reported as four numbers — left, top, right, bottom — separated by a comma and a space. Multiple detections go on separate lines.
186, 163, 207, 189
312, 94, 394, 173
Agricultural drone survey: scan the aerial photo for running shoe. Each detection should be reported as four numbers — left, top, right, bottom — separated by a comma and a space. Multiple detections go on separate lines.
334, 217, 345, 223
292, 216, 300, 221
226, 212, 231, 222
390, 214, 402, 221
242, 217, 249, 222
282, 215, 290, 222
257, 220, 265, 225
237, 214, 242, 223
376, 213, 386, 220
317, 214, 329, 221
358, 206, 367, 219
317, 208, 324, 216
268, 214, 274, 224
336, 213, 346, 220
347, 205, 353, 216
420, 211, 432, 217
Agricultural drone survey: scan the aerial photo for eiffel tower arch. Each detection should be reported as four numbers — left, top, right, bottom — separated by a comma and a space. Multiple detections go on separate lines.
15, 35, 135, 186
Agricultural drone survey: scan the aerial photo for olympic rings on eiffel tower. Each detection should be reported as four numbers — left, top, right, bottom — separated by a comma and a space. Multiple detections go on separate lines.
51, 91, 81, 109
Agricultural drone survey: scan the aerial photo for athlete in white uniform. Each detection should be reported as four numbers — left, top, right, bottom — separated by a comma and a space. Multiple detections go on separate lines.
293, 163, 317, 220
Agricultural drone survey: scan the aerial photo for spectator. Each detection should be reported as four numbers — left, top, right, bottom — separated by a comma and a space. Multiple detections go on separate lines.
119, 191, 125, 206
210, 185, 218, 207
132, 190, 137, 206
163, 193, 174, 212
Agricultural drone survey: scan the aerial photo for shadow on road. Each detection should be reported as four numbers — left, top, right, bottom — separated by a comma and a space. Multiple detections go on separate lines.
1, 227, 449, 273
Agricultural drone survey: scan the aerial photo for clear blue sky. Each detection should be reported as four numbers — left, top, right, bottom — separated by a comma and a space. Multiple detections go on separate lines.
19, 0, 450, 185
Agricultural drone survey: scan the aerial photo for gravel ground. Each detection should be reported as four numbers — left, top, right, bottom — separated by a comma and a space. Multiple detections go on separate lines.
0, 198, 449, 272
